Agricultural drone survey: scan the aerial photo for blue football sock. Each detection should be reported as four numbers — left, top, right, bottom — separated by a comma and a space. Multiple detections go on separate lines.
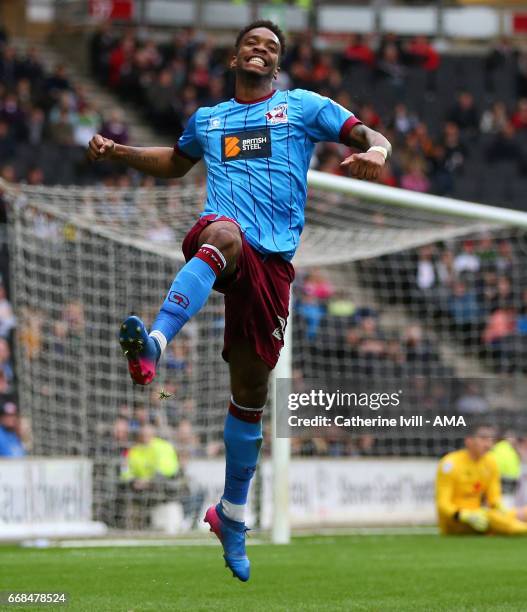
151, 244, 225, 346
221, 404, 263, 523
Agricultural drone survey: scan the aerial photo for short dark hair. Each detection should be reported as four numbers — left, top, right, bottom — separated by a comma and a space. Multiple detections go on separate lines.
465, 421, 495, 438
235, 20, 286, 57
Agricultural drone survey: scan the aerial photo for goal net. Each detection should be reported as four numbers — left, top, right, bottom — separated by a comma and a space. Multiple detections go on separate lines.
3, 171, 527, 532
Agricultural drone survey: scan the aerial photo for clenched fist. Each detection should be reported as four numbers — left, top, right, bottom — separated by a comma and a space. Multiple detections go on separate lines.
87, 134, 116, 161
340, 150, 385, 181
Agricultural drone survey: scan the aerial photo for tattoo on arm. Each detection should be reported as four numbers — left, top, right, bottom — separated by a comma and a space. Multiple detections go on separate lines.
122, 152, 159, 166
348, 124, 392, 157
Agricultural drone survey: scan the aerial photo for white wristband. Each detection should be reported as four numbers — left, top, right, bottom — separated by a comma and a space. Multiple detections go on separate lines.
367, 145, 388, 161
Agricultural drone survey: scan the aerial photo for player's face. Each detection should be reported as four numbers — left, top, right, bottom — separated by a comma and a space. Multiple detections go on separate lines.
466, 427, 495, 459
232, 28, 281, 80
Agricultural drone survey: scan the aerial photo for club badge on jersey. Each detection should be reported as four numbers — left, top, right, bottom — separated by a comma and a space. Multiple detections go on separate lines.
265, 103, 288, 124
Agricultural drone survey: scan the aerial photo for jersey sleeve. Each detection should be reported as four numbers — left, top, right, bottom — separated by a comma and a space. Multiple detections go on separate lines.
174, 112, 203, 161
436, 456, 458, 518
301, 90, 361, 144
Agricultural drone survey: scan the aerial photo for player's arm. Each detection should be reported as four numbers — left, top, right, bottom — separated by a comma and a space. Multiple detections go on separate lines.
486, 457, 504, 510
436, 459, 459, 519
87, 136, 196, 179
300, 90, 391, 181
340, 124, 392, 181
437, 458, 489, 531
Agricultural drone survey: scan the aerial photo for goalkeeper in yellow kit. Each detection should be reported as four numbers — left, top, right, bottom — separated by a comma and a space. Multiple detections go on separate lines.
436, 423, 527, 535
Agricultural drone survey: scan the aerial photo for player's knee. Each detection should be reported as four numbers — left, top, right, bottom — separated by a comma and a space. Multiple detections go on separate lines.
234, 381, 268, 409
200, 224, 241, 264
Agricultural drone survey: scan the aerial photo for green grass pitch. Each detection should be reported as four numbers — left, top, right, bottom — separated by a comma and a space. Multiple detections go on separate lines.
2, 534, 527, 611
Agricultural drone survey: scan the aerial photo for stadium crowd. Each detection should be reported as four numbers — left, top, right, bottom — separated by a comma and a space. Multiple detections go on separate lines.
88, 25, 527, 207
1, 25, 527, 207
1, 26, 527, 473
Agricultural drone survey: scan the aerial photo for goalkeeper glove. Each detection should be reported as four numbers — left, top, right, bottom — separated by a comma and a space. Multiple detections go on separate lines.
457, 509, 489, 532
492, 501, 507, 513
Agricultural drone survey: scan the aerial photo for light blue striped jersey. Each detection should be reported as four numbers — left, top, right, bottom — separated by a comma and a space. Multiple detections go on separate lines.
175, 88, 360, 261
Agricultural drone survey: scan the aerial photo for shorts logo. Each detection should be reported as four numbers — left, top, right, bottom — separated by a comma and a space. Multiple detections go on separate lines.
272, 316, 287, 341
221, 128, 271, 162
265, 104, 288, 124
168, 291, 190, 309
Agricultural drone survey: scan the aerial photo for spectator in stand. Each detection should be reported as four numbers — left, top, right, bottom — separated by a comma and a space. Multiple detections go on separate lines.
399, 130, 426, 171
18, 307, 42, 360
416, 245, 439, 293
188, 51, 211, 99
486, 123, 524, 169
0, 400, 25, 457
378, 160, 398, 187
74, 101, 101, 148
406, 35, 440, 91
44, 63, 71, 103
121, 424, 179, 490
478, 233, 499, 267
456, 382, 489, 415
0, 282, 15, 339
89, 22, 116, 82
19, 46, 44, 84
175, 417, 201, 459
491, 276, 514, 311
1, 92, 26, 139
288, 39, 315, 89
49, 106, 75, 146
404, 323, 436, 363
492, 429, 523, 494
100, 108, 129, 145
516, 288, 527, 337
303, 268, 334, 301
496, 239, 517, 275
454, 240, 480, 274
25, 107, 46, 146
0, 338, 14, 390
482, 306, 517, 371
480, 101, 509, 135
443, 121, 467, 173
401, 158, 430, 193
415, 123, 434, 156
516, 52, 527, 98
391, 103, 418, 137
145, 69, 180, 133
108, 34, 135, 89
25, 165, 44, 185
203, 76, 226, 107
342, 34, 374, 68
0, 46, 20, 88
376, 43, 406, 89
485, 37, 515, 93
359, 103, 381, 131
312, 51, 333, 86
428, 143, 454, 196
112, 416, 130, 459
511, 98, 527, 131
0, 120, 15, 165
0, 163, 15, 183
448, 92, 479, 136
447, 280, 481, 329
357, 315, 386, 359
297, 292, 325, 341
